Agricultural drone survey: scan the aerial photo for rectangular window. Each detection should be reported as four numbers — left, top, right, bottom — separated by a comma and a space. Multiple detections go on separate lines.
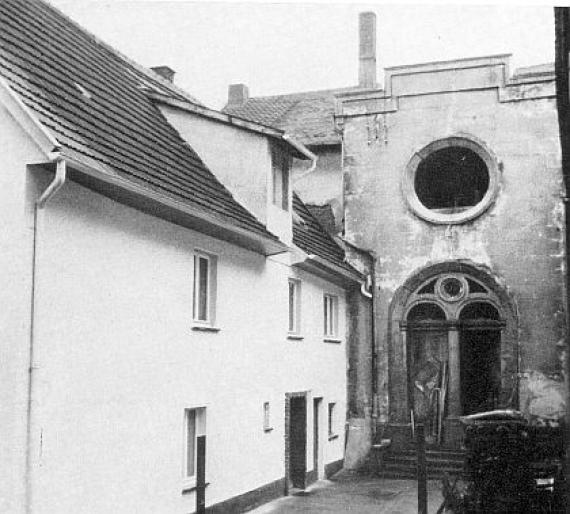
288, 279, 301, 334
193, 252, 217, 325
328, 402, 336, 439
184, 407, 206, 480
323, 294, 338, 338
263, 402, 272, 432
272, 147, 290, 211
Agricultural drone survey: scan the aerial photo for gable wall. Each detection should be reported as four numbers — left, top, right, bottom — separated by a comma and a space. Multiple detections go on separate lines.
340, 78, 566, 424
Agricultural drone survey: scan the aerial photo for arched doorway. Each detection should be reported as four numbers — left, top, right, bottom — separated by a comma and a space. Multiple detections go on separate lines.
389, 264, 516, 447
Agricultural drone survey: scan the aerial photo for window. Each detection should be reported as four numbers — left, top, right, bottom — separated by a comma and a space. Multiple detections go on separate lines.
415, 147, 489, 213
263, 402, 273, 432
184, 407, 206, 482
328, 402, 337, 440
323, 294, 338, 338
403, 137, 498, 225
271, 146, 290, 211
288, 279, 301, 335
193, 252, 217, 325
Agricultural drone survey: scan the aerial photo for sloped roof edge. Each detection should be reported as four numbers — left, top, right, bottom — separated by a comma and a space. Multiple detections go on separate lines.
149, 91, 314, 160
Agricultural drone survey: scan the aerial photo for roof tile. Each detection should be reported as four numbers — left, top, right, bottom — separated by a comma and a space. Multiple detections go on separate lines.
224, 87, 361, 146
292, 193, 358, 276
0, 0, 275, 240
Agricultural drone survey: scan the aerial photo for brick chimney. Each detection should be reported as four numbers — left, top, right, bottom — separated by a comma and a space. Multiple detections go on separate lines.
358, 12, 377, 89
227, 84, 249, 107
151, 65, 175, 83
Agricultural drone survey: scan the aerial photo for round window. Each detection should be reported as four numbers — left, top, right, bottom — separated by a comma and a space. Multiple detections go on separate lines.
403, 137, 499, 224
437, 276, 466, 302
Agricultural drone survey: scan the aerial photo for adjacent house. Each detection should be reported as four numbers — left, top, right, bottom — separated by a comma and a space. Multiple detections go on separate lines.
0, 1, 372, 513
225, 10, 568, 471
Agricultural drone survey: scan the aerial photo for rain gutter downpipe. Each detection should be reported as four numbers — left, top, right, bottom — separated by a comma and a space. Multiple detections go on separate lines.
282, 134, 318, 180
26, 157, 67, 513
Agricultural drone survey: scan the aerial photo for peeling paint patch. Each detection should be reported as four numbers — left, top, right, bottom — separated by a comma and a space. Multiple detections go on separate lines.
520, 370, 566, 420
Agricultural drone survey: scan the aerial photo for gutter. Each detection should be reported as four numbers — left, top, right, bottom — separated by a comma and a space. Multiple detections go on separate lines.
58, 153, 288, 256
26, 157, 67, 512
299, 252, 363, 286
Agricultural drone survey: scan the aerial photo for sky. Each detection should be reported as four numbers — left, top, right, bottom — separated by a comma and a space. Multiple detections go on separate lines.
47, 1, 556, 109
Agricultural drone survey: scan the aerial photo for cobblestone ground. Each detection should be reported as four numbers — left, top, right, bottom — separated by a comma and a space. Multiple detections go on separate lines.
248, 472, 444, 513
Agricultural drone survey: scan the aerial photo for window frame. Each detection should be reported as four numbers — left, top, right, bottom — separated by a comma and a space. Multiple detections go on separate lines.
403, 136, 499, 225
288, 278, 302, 337
192, 250, 218, 329
323, 293, 339, 339
183, 407, 207, 489
263, 402, 273, 432
271, 145, 291, 211
328, 402, 338, 440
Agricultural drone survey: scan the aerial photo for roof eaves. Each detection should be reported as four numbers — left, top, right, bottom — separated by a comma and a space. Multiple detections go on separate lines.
292, 247, 363, 287
0, 76, 60, 158
55, 152, 288, 256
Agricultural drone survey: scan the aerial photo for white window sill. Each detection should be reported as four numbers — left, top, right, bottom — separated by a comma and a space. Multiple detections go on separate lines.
192, 324, 221, 333
287, 333, 304, 341
323, 337, 342, 344
181, 479, 210, 495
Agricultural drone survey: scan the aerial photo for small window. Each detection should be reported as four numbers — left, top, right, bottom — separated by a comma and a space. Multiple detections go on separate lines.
272, 146, 290, 211
323, 294, 338, 338
184, 407, 206, 481
328, 402, 337, 440
288, 279, 301, 334
263, 402, 273, 432
193, 252, 217, 325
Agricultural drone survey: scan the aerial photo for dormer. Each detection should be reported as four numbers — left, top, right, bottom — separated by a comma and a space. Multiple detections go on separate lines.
150, 92, 313, 245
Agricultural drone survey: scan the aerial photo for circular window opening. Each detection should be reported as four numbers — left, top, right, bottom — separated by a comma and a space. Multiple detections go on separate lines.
404, 138, 498, 225
438, 276, 465, 302
415, 147, 489, 214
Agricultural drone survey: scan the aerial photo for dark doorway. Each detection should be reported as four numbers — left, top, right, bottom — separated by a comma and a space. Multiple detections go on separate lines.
313, 398, 322, 480
289, 396, 307, 489
459, 302, 501, 415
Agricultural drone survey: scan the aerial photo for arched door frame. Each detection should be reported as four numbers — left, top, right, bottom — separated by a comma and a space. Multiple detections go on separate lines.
387, 261, 518, 424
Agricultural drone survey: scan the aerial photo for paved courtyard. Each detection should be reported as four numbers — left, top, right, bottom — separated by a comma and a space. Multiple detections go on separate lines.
249, 472, 444, 514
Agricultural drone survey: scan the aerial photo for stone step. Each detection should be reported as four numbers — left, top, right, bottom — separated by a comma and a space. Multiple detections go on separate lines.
371, 448, 466, 480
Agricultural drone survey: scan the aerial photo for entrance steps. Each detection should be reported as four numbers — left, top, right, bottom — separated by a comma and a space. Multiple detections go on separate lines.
371, 446, 466, 480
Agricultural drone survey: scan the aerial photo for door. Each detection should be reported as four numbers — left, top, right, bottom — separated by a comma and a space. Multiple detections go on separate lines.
313, 398, 322, 479
289, 396, 307, 489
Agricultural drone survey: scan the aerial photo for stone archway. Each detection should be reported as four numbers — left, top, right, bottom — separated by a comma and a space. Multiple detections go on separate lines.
386, 261, 518, 447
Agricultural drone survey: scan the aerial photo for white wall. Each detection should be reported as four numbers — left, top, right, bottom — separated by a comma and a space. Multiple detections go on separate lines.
0, 100, 52, 514
28, 179, 346, 513
158, 105, 293, 245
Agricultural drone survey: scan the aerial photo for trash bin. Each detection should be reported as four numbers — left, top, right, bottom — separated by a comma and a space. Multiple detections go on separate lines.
460, 410, 564, 514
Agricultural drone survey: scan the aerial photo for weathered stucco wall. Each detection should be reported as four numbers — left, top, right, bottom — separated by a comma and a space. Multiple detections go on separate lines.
293, 145, 342, 205
340, 64, 566, 425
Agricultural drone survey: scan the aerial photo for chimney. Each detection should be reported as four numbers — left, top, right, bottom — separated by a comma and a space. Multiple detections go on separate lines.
151, 65, 175, 83
227, 84, 249, 107
358, 12, 377, 89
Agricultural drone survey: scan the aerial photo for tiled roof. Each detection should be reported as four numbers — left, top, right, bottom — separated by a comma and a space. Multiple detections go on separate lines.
223, 87, 360, 146
0, 0, 277, 242
305, 203, 337, 235
293, 193, 358, 276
